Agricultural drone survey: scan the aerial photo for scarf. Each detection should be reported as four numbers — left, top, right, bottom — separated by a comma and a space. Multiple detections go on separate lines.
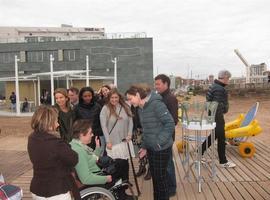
72, 139, 99, 160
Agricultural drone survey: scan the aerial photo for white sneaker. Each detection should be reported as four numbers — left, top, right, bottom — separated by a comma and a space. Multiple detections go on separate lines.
220, 161, 236, 168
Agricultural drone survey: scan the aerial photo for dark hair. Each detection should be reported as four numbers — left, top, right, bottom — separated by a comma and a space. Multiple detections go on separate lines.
68, 87, 79, 95
154, 74, 171, 88
72, 119, 92, 139
79, 87, 95, 104
125, 84, 151, 99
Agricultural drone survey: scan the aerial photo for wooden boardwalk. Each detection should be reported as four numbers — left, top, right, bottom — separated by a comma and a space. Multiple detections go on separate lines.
3, 137, 270, 199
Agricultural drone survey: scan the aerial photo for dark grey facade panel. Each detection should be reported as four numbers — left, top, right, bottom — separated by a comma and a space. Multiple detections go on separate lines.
0, 38, 153, 91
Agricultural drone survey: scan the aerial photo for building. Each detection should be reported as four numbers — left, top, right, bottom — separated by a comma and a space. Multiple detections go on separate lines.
0, 25, 153, 104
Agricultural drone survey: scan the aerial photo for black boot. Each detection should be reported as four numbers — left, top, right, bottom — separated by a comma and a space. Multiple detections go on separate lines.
144, 167, 151, 180
135, 158, 146, 177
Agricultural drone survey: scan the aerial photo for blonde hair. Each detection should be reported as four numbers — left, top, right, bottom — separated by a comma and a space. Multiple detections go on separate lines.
31, 105, 59, 133
106, 89, 132, 118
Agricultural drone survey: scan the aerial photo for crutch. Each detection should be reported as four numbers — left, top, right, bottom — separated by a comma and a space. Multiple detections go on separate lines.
126, 140, 141, 196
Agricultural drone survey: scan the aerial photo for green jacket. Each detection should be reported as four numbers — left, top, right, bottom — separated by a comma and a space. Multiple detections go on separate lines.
70, 139, 107, 185
139, 92, 175, 151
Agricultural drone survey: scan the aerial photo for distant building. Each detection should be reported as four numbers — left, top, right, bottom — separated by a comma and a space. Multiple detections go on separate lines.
0, 25, 153, 103
249, 63, 267, 83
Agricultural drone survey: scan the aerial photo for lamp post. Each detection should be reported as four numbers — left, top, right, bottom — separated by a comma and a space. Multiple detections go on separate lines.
50, 54, 55, 105
112, 57, 117, 87
86, 55, 89, 86
14, 55, 20, 116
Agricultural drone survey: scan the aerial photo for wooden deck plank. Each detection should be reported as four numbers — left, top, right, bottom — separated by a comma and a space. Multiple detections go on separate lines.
228, 147, 267, 181
231, 182, 254, 200
257, 181, 270, 195
249, 182, 270, 200
240, 182, 265, 200
223, 182, 245, 200
207, 181, 225, 200
215, 182, 235, 200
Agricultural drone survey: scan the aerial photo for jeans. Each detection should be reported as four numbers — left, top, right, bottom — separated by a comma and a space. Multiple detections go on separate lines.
99, 136, 106, 156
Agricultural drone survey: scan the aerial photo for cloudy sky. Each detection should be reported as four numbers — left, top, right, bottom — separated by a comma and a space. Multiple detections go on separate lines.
1, 0, 270, 79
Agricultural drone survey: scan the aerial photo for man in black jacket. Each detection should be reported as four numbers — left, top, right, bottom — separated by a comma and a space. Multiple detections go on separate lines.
202, 70, 236, 168
155, 74, 178, 197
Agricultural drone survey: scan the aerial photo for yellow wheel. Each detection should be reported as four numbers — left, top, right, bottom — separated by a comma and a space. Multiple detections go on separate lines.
239, 142, 255, 158
176, 140, 187, 153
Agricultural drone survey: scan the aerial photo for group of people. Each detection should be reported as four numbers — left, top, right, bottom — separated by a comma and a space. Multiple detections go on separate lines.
27, 70, 235, 200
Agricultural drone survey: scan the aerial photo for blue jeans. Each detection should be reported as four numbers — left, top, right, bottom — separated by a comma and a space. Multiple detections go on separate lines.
99, 136, 106, 156
167, 150, 176, 194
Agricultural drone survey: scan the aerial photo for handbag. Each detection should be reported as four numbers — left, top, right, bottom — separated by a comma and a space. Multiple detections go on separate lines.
96, 156, 117, 175
132, 128, 142, 145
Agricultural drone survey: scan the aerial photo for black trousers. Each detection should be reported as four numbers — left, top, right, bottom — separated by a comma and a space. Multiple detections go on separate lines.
201, 114, 228, 164
147, 147, 172, 200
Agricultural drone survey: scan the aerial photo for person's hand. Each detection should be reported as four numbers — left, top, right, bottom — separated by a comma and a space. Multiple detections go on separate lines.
106, 142, 112, 150
106, 175, 112, 183
138, 148, 147, 159
95, 136, 100, 148
125, 135, 132, 142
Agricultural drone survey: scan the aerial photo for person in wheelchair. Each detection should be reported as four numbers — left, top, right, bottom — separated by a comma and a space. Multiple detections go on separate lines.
70, 119, 134, 200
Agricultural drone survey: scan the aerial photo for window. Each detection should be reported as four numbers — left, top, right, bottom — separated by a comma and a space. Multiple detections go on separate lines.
25, 37, 38, 43
40, 37, 56, 42
0, 52, 19, 63
26, 51, 44, 62
63, 49, 78, 61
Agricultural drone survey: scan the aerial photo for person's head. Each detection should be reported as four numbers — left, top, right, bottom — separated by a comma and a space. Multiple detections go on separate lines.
107, 89, 132, 118
72, 119, 93, 144
68, 87, 79, 105
54, 88, 70, 110
154, 74, 170, 94
31, 105, 59, 133
79, 87, 95, 104
218, 70, 231, 85
100, 85, 111, 98
125, 84, 151, 107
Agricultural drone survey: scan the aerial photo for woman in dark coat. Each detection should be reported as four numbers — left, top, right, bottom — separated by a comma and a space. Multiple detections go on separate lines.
73, 87, 104, 150
28, 105, 78, 200
54, 88, 75, 143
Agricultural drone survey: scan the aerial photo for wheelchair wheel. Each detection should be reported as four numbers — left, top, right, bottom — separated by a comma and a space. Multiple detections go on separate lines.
80, 187, 116, 200
239, 142, 255, 158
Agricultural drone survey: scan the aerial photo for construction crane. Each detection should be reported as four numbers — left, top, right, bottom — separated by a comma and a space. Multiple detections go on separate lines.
234, 49, 250, 83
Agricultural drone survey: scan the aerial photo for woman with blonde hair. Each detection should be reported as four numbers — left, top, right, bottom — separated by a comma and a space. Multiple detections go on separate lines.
100, 89, 133, 157
28, 105, 78, 200
54, 88, 75, 142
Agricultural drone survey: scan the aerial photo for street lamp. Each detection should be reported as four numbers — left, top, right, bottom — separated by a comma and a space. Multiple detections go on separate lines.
86, 55, 90, 86
14, 55, 20, 116
50, 54, 55, 105
112, 57, 117, 87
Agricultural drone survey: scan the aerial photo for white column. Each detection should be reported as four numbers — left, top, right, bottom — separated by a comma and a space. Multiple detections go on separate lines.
50, 54, 55, 105
66, 75, 69, 89
37, 76, 41, 106
14, 55, 20, 116
86, 55, 89, 86
112, 57, 117, 87
33, 80, 37, 107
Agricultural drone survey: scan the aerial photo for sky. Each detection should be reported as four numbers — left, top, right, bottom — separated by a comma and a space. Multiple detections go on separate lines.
1, 0, 270, 79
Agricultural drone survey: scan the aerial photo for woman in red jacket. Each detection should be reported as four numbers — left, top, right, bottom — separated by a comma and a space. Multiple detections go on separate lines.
28, 105, 78, 200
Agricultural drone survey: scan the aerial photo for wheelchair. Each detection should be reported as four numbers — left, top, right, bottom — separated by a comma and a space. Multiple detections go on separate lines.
72, 171, 136, 200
